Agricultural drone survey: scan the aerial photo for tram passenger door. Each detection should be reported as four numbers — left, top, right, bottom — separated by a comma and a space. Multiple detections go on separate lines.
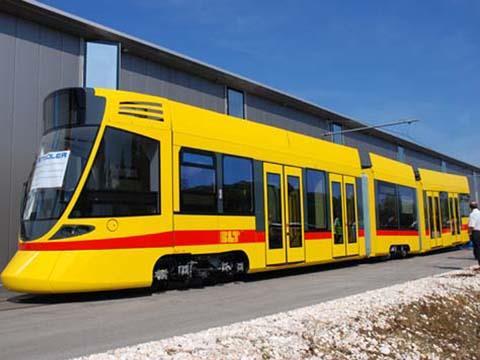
284, 167, 305, 263
427, 192, 438, 248
450, 194, 461, 243
433, 192, 443, 247
264, 163, 305, 266
454, 196, 461, 240
330, 174, 359, 257
344, 177, 359, 256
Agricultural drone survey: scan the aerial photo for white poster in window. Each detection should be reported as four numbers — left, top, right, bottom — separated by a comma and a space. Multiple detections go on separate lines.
30, 151, 71, 190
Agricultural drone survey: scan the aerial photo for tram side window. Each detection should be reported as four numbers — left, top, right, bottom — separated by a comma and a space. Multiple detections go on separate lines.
71, 127, 160, 217
376, 181, 398, 229
398, 186, 417, 229
459, 194, 470, 217
305, 169, 327, 231
180, 150, 217, 213
439, 192, 450, 230
223, 156, 253, 214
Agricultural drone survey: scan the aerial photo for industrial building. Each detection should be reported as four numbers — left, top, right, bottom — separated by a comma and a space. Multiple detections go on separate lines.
0, 0, 478, 271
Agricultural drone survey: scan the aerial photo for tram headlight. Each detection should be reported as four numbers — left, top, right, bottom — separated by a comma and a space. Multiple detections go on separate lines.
50, 225, 95, 240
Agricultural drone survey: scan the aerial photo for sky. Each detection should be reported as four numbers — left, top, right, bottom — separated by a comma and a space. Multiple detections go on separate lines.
42, 0, 480, 166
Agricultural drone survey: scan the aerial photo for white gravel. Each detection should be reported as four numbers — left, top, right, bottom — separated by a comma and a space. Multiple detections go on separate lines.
75, 266, 480, 360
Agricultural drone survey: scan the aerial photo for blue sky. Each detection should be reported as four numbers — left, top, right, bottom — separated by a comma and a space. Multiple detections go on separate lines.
42, 0, 479, 166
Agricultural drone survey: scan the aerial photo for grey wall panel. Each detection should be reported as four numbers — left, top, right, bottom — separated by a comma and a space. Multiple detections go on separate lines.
61, 33, 82, 88
246, 94, 329, 137
0, 12, 81, 271
8, 18, 41, 261
0, 13, 15, 270
344, 132, 397, 161
120, 53, 225, 113
37, 26, 63, 143
446, 162, 467, 176
405, 148, 442, 171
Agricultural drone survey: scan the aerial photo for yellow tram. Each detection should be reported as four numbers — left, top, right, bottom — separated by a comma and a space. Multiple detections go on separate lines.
0, 88, 471, 293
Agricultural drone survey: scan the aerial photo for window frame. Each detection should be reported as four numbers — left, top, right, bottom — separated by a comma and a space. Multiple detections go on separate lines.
375, 180, 418, 231
375, 180, 399, 230
222, 154, 255, 215
70, 126, 161, 218
330, 122, 343, 144
305, 168, 328, 231
84, 41, 121, 89
397, 145, 405, 162
226, 87, 245, 119
179, 148, 218, 214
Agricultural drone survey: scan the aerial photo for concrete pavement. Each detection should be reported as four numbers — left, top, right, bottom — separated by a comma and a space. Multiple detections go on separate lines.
0, 247, 476, 360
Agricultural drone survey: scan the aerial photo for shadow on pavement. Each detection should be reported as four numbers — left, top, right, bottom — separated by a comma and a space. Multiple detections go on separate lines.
7, 287, 152, 306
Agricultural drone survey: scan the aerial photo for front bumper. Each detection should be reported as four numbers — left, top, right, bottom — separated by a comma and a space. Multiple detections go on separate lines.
1, 248, 162, 294
1, 251, 60, 294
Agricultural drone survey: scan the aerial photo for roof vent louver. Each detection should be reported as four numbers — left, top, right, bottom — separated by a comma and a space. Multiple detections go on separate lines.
118, 101, 164, 121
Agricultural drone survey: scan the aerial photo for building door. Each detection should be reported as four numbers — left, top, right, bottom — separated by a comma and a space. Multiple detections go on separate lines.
264, 163, 305, 265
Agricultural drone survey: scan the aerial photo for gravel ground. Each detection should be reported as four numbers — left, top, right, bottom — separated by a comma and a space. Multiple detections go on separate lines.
76, 266, 480, 360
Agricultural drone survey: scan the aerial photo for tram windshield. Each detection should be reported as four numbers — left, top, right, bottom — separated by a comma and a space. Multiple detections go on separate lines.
20, 89, 105, 241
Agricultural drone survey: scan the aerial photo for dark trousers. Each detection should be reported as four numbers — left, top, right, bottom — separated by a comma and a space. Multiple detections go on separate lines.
472, 231, 480, 265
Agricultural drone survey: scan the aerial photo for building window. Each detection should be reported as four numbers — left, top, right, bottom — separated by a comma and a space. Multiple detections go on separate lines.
227, 88, 245, 118
71, 127, 160, 217
305, 169, 327, 231
397, 145, 405, 162
85, 41, 120, 89
331, 122, 343, 144
223, 155, 254, 214
441, 160, 447, 172
180, 149, 217, 213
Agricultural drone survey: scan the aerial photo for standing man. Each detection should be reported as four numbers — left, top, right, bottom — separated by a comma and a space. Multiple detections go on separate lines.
468, 201, 480, 266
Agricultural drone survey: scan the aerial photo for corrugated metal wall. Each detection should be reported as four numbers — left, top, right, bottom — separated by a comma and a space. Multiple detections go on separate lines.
121, 53, 225, 113
245, 94, 329, 136
0, 12, 82, 270
344, 131, 398, 161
